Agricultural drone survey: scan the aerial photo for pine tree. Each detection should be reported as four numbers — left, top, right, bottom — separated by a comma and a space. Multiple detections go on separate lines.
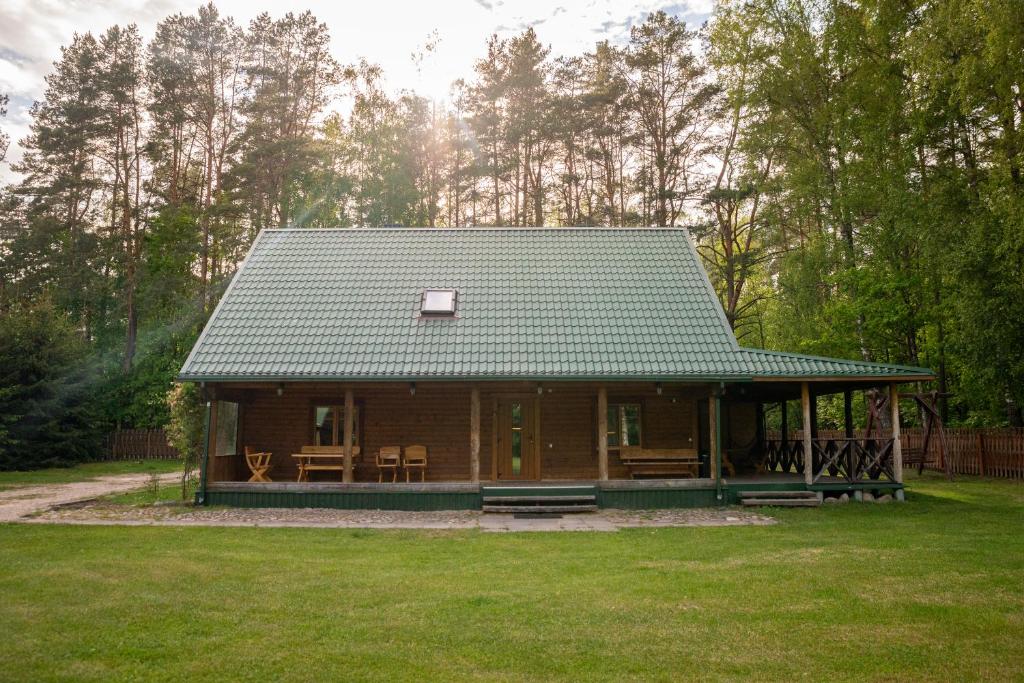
233, 11, 343, 230
624, 11, 718, 227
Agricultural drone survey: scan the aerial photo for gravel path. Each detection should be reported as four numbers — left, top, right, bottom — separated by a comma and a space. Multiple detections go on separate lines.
0, 472, 182, 523
28, 500, 775, 531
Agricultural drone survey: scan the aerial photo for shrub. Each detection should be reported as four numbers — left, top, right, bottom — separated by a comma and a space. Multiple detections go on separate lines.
166, 382, 204, 501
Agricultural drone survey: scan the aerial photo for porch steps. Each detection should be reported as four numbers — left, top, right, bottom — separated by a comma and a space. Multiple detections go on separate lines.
737, 490, 821, 508
482, 504, 599, 513
481, 485, 598, 513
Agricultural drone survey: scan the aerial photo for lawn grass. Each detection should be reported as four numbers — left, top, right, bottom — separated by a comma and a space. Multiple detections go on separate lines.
105, 482, 193, 506
0, 473, 1022, 682
0, 459, 182, 490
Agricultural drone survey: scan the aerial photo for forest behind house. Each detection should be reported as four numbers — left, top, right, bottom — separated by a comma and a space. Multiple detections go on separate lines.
0, 0, 1021, 468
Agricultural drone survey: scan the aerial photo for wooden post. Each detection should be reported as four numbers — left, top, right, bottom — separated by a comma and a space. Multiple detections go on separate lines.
597, 387, 609, 481
709, 394, 722, 492
470, 387, 481, 482
801, 382, 813, 486
198, 401, 212, 504
889, 383, 904, 489
343, 389, 354, 483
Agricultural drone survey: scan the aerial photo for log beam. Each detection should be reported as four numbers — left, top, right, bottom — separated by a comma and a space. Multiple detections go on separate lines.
343, 389, 354, 483
470, 387, 481, 482
708, 395, 719, 483
890, 383, 904, 488
802, 382, 813, 486
597, 387, 609, 481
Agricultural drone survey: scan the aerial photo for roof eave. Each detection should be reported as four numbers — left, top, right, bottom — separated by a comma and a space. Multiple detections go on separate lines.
176, 372, 756, 384
750, 373, 935, 383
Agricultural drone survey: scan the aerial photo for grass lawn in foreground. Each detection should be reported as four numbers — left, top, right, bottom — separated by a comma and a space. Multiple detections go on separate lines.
0, 459, 182, 490
0, 473, 1022, 682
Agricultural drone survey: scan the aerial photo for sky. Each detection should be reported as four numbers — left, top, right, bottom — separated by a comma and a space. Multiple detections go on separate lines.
0, 0, 713, 179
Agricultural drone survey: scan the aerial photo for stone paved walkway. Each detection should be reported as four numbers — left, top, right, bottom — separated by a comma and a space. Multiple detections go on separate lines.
0, 472, 182, 523
27, 501, 775, 531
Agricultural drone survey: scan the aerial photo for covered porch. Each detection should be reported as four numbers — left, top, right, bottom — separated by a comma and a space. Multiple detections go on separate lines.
197, 377, 909, 510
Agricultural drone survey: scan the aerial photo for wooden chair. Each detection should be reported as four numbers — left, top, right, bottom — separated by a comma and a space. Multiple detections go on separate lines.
403, 445, 427, 482
244, 446, 272, 483
377, 446, 401, 483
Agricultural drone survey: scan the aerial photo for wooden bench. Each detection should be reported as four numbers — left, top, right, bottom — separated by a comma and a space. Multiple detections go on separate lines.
292, 445, 361, 482
618, 447, 700, 479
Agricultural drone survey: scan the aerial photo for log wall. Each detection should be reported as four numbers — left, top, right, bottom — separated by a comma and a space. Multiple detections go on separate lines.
213, 381, 713, 483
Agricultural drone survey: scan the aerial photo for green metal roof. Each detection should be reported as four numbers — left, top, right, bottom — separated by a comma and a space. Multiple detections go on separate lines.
178, 228, 934, 383
740, 348, 933, 380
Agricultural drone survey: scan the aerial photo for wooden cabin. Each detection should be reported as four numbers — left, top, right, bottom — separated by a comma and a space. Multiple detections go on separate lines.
180, 228, 933, 510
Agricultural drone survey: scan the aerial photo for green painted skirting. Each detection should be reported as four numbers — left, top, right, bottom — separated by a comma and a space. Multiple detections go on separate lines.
201, 480, 903, 511
204, 489, 481, 511
598, 487, 720, 509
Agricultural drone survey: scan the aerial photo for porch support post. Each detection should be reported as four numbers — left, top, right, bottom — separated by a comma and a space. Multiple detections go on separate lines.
198, 400, 212, 505
890, 383, 904, 498
801, 382, 813, 486
597, 386, 609, 481
206, 395, 219, 485
709, 392, 722, 501
343, 388, 354, 483
844, 389, 855, 483
470, 386, 481, 482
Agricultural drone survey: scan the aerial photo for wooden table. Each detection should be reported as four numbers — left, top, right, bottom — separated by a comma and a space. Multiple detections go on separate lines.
291, 448, 360, 482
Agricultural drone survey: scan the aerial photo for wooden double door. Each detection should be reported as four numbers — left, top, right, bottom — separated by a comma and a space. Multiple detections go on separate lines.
493, 396, 540, 480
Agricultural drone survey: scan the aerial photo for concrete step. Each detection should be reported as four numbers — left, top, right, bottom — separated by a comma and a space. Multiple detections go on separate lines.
481, 485, 597, 498
740, 497, 820, 508
737, 490, 818, 500
482, 495, 596, 504
482, 504, 599, 514
481, 485, 598, 513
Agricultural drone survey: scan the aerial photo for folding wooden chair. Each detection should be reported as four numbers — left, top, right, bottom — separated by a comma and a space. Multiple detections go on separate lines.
403, 445, 427, 482
244, 446, 273, 483
377, 446, 401, 483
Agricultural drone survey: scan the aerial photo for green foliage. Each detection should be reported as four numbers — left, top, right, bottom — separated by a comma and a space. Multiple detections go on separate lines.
165, 382, 204, 499
0, 300, 107, 469
706, 0, 1024, 425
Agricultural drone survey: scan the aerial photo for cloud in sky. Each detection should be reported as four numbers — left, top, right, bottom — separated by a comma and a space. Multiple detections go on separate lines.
0, 0, 713, 177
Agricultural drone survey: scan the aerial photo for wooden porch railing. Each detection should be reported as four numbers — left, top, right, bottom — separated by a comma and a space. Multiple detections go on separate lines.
763, 438, 804, 474
763, 436, 897, 484
768, 428, 1024, 480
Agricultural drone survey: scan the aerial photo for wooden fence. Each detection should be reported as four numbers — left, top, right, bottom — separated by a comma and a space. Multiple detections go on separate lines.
767, 428, 1024, 480
106, 428, 179, 460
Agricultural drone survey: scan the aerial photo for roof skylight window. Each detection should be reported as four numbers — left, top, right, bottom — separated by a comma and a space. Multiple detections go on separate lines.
421, 289, 457, 316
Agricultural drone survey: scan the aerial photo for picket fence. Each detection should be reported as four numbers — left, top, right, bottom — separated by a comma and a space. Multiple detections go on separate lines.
106, 428, 179, 460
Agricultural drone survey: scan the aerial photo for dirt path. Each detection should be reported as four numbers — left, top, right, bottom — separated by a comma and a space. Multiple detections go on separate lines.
0, 472, 182, 522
